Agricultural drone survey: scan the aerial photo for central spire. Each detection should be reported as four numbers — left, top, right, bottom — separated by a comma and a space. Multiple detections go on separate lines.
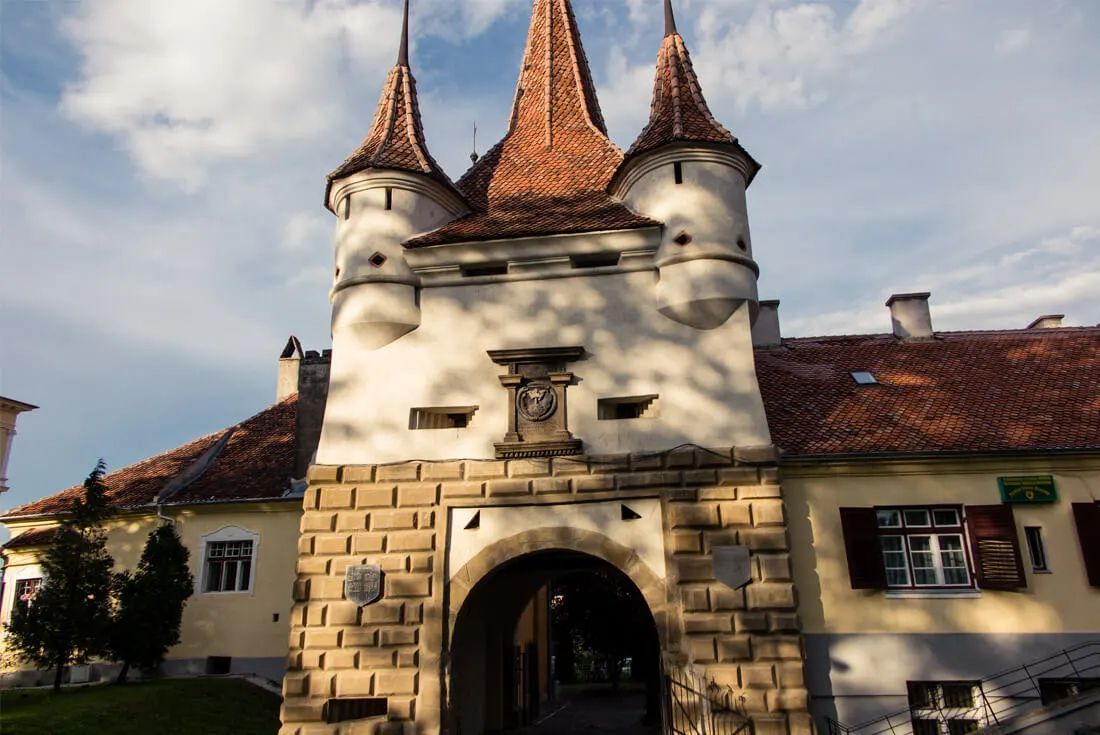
405, 0, 658, 248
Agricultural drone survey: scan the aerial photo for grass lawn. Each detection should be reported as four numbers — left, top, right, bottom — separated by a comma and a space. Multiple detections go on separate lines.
0, 677, 282, 735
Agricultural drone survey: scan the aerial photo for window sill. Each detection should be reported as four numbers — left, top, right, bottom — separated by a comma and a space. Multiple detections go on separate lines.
885, 589, 982, 599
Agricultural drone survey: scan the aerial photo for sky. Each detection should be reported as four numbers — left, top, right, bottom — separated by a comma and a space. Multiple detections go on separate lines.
1, 0, 1098, 519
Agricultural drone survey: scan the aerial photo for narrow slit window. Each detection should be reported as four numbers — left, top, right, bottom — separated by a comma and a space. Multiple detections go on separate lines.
673, 161, 684, 184
342, 197, 351, 220
597, 395, 659, 420
384, 188, 393, 211
461, 263, 508, 278
570, 252, 620, 269
410, 406, 478, 430
1024, 526, 1049, 572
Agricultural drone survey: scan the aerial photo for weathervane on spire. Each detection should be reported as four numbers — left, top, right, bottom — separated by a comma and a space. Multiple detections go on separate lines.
470, 121, 479, 163
664, 0, 678, 37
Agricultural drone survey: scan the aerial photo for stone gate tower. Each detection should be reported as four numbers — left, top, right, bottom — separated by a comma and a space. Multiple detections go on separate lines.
281, 1, 811, 733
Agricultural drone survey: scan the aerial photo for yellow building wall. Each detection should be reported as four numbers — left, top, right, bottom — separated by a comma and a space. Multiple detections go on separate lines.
2, 501, 303, 668
784, 455, 1100, 635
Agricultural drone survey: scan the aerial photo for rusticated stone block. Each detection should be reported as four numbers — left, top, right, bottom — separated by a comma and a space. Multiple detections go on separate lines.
441, 482, 484, 498
360, 649, 395, 668
747, 583, 796, 611
760, 467, 780, 483
466, 460, 507, 479
308, 466, 341, 484
320, 487, 355, 510
342, 628, 376, 647
315, 577, 348, 600
397, 484, 439, 507
752, 500, 786, 527
293, 580, 311, 601
734, 612, 769, 633
388, 531, 435, 553
682, 587, 709, 611
759, 554, 792, 582
324, 649, 357, 670
380, 627, 418, 646
342, 466, 375, 483
387, 574, 431, 598
696, 447, 734, 467
298, 535, 314, 555
719, 501, 752, 526
770, 688, 808, 712
788, 713, 815, 735
665, 448, 697, 468
304, 629, 340, 649
676, 557, 715, 581
575, 475, 614, 493
703, 530, 739, 551
299, 648, 322, 669
403, 601, 423, 623
699, 486, 737, 501
550, 457, 589, 475
671, 504, 720, 528
741, 528, 789, 551
739, 662, 776, 689
688, 636, 716, 663
332, 556, 367, 575
315, 534, 351, 556
408, 554, 432, 573
356, 487, 397, 508
733, 445, 779, 464
421, 461, 463, 481
336, 512, 368, 532
716, 636, 753, 662
376, 555, 407, 573
283, 672, 308, 697
353, 534, 384, 554
362, 603, 402, 625
630, 454, 663, 471
739, 485, 783, 499
683, 613, 733, 634
388, 697, 415, 720
336, 670, 374, 696
397, 649, 418, 668
618, 471, 681, 488
326, 602, 361, 626
282, 698, 325, 723
672, 532, 702, 554
777, 663, 805, 689
751, 635, 802, 660
717, 467, 759, 485
487, 479, 530, 497
588, 455, 631, 474
298, 556, 329, 575
750, 715, 789, 735
372, 511, 417, 531
303, 488, 320, 510
508, 458, 551, 477
377, 464, 420, 482
532, 477, 570, 494
302, 513, 336, 533
416, 510, 434, 529
303, 603, 325, 627
711, 587, 745, 611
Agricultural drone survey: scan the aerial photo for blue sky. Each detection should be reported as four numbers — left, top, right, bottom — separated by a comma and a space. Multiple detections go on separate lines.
2, 0, 1099, 520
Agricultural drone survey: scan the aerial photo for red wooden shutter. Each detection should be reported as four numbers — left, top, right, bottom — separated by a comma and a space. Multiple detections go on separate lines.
1071, 503, 1100, 587
840, 507, 887, 589
965, 505, 1027, 590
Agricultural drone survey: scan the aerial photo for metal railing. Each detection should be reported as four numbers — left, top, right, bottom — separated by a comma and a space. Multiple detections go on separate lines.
827, 641, 1100, 734
661, 664, 753, 735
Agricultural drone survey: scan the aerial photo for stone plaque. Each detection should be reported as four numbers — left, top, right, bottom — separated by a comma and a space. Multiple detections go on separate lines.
345, 564, 383, 606
713, 545, 752, 590
488, 346, 585, 458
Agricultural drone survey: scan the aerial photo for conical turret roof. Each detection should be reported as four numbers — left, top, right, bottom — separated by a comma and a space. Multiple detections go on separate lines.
624, 0, 759, 180
405, 0, 657, 248
326, 0, 460, 209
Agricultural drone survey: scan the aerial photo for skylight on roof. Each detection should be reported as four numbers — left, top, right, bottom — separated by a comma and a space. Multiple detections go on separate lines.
851, 371, 878, 385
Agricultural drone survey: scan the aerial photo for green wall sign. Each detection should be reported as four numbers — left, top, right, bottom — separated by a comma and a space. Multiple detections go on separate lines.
998, 475, 1057, 503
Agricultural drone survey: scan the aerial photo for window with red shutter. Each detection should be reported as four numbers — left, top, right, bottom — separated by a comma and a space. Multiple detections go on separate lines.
840, 507, 887, 589
1071, 502, 1100, 588
964, 505, 1027, 590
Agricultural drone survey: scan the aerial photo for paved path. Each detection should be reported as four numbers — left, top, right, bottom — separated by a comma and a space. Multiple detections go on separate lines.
518, 685, 661, 735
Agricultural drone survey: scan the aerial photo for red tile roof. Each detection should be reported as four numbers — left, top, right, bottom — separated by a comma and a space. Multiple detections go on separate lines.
405, 0, 659, 248
3, 527, 59, 549
756, 328, 1100, 457
2, 397, 299, 520
624, 10, 758, 179
325, 2, 460, 209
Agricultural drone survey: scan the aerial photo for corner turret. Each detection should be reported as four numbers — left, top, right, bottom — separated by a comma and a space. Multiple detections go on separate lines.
325, 0, 466, 349
610, 0, 761, 330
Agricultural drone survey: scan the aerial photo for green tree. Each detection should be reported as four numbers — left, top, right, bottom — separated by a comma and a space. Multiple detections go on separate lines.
109, 523, 194, 683
6, 461, 115, 692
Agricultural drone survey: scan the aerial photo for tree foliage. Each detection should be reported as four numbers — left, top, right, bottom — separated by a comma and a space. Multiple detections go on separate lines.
6, 461, 115, 692
109, 523, 194, 683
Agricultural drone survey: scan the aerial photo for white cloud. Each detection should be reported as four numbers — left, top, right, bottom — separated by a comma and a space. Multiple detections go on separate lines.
996, 26, 1032, 54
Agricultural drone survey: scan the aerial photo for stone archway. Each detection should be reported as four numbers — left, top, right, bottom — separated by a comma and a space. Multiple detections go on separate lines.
444, 529, 678, 735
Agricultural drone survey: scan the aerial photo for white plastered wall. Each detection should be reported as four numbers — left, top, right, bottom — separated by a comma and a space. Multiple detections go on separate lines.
317, 269, 772, 464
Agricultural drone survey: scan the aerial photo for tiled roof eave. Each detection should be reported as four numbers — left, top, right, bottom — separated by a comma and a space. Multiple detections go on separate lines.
618, 138, 762, 186
324, 165, 467, 213
0, 493, 300, 523
403, 216, 661, 249
778, 445, 1100, 463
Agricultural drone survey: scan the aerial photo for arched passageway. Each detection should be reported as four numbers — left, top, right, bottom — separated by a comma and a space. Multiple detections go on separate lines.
448, 548, 664, 735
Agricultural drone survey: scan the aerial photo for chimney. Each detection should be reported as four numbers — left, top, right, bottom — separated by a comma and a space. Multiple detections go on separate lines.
295, 349, 331, 476
886, 292, 933, 341
278, 336, 304, 401
752, 300, 782, 347
1026, 314, 1064, 329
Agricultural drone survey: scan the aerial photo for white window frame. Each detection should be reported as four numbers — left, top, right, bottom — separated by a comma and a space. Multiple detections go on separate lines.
198, 526, 259, 596
877, 507, 976, 591
1, 564, 44, 624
